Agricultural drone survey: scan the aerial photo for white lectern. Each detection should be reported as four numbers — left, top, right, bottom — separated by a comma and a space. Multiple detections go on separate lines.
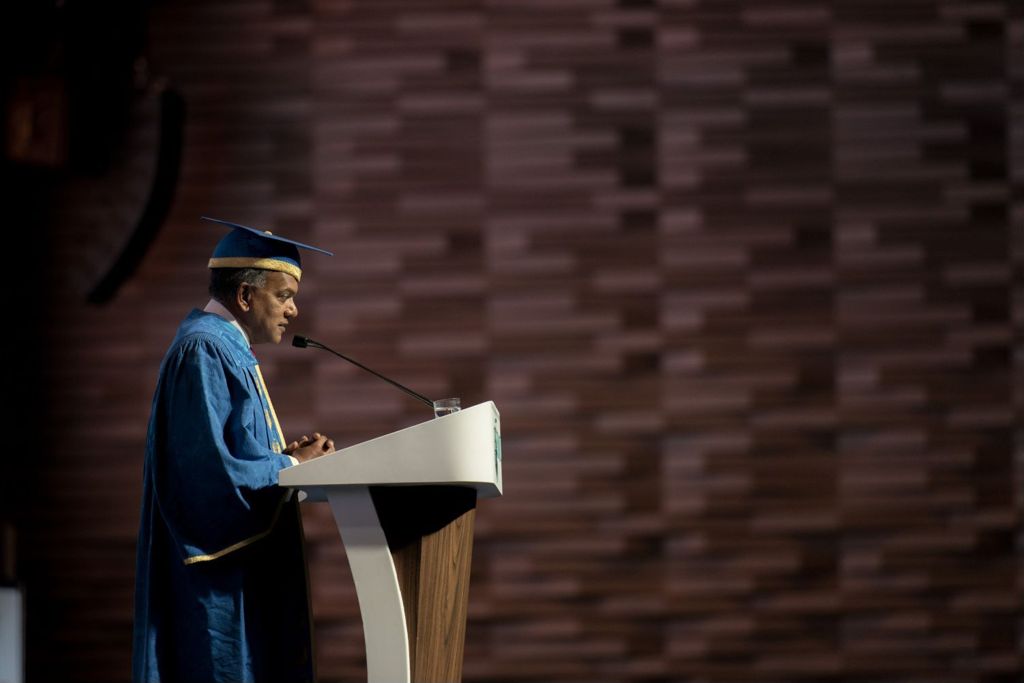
279, 401, 502, 683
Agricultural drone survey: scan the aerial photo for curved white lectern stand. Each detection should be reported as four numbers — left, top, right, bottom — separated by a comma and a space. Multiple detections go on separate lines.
279, 401, 502, 683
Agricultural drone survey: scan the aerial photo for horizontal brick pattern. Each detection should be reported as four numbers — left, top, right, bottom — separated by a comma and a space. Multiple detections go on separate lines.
21, 1, 1020, 682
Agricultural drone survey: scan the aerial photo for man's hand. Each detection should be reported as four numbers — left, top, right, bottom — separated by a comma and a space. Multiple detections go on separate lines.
284, 432, 335, 462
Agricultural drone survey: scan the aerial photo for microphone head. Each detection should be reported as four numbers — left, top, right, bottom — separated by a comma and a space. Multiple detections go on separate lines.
292, 335, 309, 348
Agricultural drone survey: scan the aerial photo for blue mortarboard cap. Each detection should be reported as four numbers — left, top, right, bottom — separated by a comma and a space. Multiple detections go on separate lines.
203, 216, 333, 282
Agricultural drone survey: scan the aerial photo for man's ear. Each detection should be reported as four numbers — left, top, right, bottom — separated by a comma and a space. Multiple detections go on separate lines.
236, 283, 253, 312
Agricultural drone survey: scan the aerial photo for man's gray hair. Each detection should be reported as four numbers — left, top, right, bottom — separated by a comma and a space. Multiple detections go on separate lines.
208, 268, 268, 305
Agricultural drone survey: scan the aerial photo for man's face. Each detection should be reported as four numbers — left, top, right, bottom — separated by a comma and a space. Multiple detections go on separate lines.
240, 271, 300, 345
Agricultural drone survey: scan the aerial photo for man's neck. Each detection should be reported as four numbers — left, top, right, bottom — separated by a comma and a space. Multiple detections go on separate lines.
204, 299, 251, 346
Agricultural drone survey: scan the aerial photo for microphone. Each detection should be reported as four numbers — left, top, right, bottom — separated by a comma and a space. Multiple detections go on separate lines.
292, 335, 435, 409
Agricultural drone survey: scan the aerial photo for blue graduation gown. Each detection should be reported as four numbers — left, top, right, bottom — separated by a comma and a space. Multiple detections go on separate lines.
132, 310, 314, 683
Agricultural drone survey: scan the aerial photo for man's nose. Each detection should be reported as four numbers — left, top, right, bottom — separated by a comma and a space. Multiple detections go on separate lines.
287, 301, 298, 318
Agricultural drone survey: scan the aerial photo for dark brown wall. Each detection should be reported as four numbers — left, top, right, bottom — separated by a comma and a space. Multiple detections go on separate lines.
16, 1, 1022, 682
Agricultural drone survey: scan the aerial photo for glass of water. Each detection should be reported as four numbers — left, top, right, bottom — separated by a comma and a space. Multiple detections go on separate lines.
433, 397, 461, 419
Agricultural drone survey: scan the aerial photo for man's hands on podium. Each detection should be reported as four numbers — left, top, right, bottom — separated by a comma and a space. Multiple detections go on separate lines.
285, 433, 335, 463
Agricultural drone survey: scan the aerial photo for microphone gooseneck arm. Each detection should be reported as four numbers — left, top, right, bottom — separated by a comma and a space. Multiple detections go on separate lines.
292, 335, 435, 409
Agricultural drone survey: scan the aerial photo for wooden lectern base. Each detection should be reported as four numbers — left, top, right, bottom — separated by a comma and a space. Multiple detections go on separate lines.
372, 486, 478, 683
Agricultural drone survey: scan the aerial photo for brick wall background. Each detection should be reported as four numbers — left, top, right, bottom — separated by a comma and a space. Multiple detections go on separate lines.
14, 1, 1022, 681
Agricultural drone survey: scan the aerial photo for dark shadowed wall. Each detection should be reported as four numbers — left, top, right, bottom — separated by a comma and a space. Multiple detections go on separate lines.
11, 1, 1022, 682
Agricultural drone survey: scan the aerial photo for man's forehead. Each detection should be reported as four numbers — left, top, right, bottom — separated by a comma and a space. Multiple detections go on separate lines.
264, 270, 299, 290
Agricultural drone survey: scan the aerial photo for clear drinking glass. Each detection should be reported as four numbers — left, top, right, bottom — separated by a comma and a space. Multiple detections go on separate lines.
432, 397, 461, 419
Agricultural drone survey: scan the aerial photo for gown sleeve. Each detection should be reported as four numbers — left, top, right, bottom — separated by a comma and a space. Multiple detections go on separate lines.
150, 334, 295, 564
